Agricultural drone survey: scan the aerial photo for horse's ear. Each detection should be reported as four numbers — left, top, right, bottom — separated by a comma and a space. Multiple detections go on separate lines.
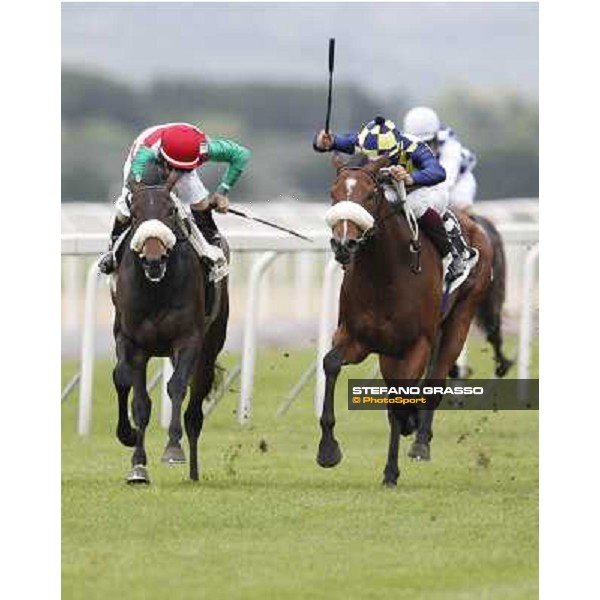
165, 169, 182, 192
366, 155, 391, 174
331, 152, 346, 171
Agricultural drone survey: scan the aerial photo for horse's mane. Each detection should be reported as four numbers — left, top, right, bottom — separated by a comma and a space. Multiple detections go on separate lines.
344, 153, 371, 169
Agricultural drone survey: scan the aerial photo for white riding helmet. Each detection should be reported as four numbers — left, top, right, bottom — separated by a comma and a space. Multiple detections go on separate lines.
402, 107, 441, 142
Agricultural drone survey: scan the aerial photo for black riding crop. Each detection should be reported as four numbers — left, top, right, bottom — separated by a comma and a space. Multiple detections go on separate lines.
227, 208, 313, 242
325, 38, 336, 133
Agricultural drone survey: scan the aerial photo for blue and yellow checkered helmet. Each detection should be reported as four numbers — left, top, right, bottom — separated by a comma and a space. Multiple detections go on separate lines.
356, 116, 401, 160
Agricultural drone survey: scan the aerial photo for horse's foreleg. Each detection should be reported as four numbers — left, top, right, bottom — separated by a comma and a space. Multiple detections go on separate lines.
317, 332, 369, 469
162, 340, 201, 465
113, 335, 136, 447
380, 336, 432, 483
113, 358, 136, 448
127, 357, 151, 484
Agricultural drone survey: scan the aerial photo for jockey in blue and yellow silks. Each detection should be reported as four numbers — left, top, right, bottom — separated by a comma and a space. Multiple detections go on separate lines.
313, 116, 466, 284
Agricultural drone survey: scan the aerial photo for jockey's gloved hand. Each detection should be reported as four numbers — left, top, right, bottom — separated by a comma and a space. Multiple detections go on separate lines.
210, 193, 230, 214
389, 165, 414, 186
313, 130, 334, 152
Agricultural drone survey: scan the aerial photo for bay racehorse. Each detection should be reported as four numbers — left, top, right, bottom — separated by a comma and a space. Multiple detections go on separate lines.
317, 153, 493, 485
111, 159, 229, 483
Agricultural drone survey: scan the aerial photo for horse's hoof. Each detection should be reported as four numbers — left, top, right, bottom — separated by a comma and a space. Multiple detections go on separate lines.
161, 445, 186, 465
316, 441, 343, 468
408, 442, 431, 461
495, 358, 514, 378
126, 464, 150, 485
382, 477, 398, 488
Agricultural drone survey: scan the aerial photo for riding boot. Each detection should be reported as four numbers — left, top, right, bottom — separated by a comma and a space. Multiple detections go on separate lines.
191, 208, 221, 247
98, 217, 130, 274
443, 211, 476, 260
418, 208, 465, 283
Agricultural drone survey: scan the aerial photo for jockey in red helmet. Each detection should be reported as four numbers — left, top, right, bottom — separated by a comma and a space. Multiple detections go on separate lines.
99, 123, 251, 274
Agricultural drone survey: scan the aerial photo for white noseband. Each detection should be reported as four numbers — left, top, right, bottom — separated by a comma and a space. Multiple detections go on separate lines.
130, 219, 176, 253
324, 201, 375, 231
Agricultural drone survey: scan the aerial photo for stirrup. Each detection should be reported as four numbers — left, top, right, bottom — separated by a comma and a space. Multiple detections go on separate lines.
446, 256, 465, 282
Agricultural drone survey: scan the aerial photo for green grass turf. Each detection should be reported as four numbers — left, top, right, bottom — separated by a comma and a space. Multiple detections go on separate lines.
62, 336, 538, 600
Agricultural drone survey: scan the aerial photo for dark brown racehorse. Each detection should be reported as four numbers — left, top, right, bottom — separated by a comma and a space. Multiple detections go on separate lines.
111, 160, 229, 483
317, 153, 493, 485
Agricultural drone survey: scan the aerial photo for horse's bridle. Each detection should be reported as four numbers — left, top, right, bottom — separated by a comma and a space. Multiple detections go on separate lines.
129, 184, 189, 242
332, 165, 422, 273
333, 165, 395, 241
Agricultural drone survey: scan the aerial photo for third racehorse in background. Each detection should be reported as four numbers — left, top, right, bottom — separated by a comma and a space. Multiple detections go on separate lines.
403, 107, 513, 377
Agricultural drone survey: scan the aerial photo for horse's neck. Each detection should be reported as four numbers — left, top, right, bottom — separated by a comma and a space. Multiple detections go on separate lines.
352, 203, 413, 283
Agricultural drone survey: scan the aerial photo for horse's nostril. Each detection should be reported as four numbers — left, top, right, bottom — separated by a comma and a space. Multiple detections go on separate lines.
346, 239, 358, 251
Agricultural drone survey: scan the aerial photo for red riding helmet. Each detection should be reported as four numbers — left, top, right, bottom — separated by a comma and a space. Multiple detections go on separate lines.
160, 124, 208, 170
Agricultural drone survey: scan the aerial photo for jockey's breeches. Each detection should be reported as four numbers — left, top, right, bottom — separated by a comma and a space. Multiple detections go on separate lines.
405, 183, 450, 219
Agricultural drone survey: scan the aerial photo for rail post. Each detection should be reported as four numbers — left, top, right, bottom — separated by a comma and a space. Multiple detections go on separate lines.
518, 243, 539, 397
238, 251, 279, 424
77, 259, 102, 435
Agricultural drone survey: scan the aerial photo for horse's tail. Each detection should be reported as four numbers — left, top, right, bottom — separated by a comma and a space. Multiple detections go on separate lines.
470, 213, 514, 377
470, 213, 507, 319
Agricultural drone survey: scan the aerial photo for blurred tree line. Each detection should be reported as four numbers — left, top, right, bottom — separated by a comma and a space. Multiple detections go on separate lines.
62, 68, 538, 203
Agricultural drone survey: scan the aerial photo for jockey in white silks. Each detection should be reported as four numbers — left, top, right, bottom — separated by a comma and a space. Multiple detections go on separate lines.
403, 107, 478, 262
402, 106, 478, 212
